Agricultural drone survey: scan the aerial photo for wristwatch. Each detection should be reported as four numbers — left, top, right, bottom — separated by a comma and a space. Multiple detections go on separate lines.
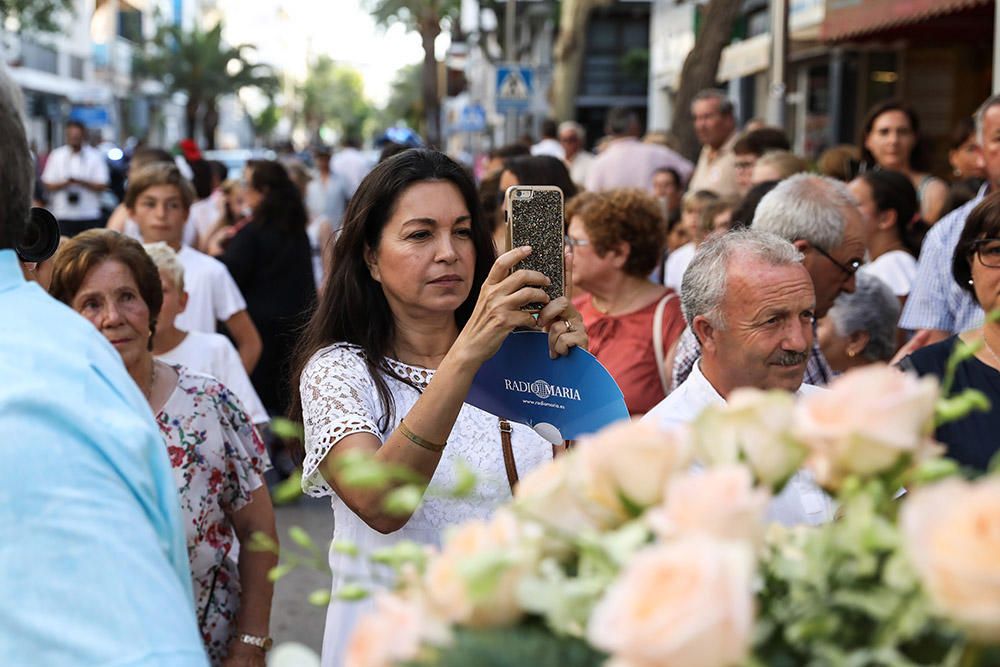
237, 633, 274, 651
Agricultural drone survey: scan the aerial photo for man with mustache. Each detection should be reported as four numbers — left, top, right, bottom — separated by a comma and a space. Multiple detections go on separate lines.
644, 229, 833, 525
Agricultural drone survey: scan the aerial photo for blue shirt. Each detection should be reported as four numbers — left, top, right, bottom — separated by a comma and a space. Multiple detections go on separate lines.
899, 186, 986, 333
0, 250, 207, 666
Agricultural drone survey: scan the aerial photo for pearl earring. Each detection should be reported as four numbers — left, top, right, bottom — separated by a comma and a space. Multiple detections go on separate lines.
969, 279, 974, 286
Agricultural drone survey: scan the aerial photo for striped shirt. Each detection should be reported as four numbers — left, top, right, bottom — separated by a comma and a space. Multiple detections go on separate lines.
898, 185, 987, 333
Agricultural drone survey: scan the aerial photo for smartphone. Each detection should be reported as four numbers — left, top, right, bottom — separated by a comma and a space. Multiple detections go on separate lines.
504, 185, 565, 311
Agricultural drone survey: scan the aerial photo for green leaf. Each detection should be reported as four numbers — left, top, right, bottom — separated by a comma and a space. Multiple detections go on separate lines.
248, 530, 280, 554
370, 540, 428, 569
272, 469, 304, 505
936, 390, 991, 426
268, 563, 295, 582
336, 583, 370, 601
988, 450, 1000, 476
452, 459, 478, 497
459, 552, 511, 602
383, 484, 425, 516
270, 417, 304, 441
332, 540, 359, 557
910, 457, 961, 486
288, 525, 315, 551
308, 588, 332, 606
615, 490, 645, 519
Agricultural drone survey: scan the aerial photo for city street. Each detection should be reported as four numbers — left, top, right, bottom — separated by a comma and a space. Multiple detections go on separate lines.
271, 496, 332, 655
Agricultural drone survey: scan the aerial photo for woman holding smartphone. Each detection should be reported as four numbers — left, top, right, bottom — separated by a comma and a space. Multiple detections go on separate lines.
289, 149, 587, 667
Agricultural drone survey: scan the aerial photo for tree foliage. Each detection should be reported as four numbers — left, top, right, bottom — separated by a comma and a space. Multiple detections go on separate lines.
0, 0, 73, 34
134, 20, 278, 149
366, 0, 461, 147
378, 62, 422, 131
299, 56, 372, 143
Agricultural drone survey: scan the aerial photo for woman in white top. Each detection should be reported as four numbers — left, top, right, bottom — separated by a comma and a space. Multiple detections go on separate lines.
289, 149, 587, 667
849, 169, 927, 305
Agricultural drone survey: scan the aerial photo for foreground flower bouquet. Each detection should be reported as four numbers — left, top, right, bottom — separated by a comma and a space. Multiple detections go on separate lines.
332, 361, 1000, 667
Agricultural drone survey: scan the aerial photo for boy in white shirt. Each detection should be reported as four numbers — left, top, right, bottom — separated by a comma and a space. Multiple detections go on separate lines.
145, 242, 268, 426
125, 163, 262, 372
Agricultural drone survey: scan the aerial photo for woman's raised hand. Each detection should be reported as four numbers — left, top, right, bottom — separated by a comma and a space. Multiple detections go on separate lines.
452, 246, 551, 364
537, 296, 588, 359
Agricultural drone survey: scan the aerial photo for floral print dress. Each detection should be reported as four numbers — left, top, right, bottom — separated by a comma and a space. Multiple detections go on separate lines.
157, 366, 271, 665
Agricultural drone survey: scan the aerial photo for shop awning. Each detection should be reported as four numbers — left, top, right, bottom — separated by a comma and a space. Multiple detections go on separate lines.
717, 33, 772, 82
823, 0, 992, 41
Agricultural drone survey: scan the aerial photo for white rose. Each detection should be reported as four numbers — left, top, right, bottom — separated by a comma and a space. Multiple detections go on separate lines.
587, 537, 755, 667
345, 592, 450, 667
647, 465, 770, 547
793, 364, 939, 490
423, 510, 535, 627
690, 388, 806, 489
901, 477, 1000, 642
574, 421, 693, 522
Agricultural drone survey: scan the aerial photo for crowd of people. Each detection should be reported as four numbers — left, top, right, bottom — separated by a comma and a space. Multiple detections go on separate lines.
5, 47, 1000, 667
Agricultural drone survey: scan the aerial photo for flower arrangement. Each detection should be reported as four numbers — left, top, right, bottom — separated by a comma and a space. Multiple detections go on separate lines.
328, 362, 1000, 667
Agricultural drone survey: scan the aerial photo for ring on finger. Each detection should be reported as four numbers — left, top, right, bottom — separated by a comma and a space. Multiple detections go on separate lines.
562, 319, 574, 333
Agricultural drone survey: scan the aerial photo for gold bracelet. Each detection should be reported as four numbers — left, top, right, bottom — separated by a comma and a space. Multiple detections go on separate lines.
398, 420, 446, 453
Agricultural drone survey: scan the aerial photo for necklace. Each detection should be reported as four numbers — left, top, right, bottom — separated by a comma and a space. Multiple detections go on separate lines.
982, 331, 1000, 368
144, 360, 157, 400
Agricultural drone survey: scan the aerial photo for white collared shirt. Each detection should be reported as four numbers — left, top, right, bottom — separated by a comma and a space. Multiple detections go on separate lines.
641, 361, 834, 526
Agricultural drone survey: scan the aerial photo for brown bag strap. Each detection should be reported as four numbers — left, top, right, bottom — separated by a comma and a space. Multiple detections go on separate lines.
499, 418, 566, 494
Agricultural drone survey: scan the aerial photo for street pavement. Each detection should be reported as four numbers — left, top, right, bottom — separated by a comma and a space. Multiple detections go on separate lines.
271, 495, 332, 654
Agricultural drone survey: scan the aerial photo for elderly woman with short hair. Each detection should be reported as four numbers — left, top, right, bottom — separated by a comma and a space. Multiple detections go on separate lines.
817, 272, 900, 372
568, 188, 686, 414
49, 229, 278, 666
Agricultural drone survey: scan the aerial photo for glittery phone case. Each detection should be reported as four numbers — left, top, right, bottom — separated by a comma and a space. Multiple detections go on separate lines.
504, 185, 565, 311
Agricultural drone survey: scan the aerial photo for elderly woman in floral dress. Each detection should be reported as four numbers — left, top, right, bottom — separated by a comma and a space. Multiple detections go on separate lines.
49, 229, 278, 667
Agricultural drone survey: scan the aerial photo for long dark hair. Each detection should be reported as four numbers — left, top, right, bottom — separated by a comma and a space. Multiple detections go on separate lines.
288, 149, 495, 430
860, 99, 930, 172
858, 169, 927, 257
503, 155, 578, 200
249, 160, 308, 233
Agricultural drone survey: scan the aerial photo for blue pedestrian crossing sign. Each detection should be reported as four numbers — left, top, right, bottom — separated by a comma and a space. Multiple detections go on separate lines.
496, 65, 533, 113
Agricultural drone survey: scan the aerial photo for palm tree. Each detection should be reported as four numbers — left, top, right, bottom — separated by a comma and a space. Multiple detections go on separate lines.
134, 20, 278, 149
367, 0, 460, 147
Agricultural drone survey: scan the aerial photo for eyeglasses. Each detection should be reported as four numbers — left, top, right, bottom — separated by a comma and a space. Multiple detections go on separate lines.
564, 235, 590, 248
972, 238, 1000, 267
813, 245, 862, 278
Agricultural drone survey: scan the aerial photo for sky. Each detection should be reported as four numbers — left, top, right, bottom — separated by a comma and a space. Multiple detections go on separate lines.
217, 1, 445, 107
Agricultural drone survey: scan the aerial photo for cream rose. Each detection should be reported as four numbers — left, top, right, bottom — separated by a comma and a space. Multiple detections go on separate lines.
647, 465, 770, 546
901, 477, 1000, 642
793, 364, 939, 490
691, 388, 806, 489
423, 510, 536, 627
345, 592, 450, 667
573, 421, 693, 522
514, 454, 613, 533
587, 537, 755, 667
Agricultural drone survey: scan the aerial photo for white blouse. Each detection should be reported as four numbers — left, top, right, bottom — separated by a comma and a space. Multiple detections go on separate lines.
299, 342, 552, 667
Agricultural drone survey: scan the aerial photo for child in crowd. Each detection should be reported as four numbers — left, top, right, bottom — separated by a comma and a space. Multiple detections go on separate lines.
663, 189, 719, 292
145, 242, 269, 428
125, 163, 262, 373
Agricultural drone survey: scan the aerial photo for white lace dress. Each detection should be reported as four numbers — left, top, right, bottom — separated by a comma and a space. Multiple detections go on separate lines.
299, 343, 552, 667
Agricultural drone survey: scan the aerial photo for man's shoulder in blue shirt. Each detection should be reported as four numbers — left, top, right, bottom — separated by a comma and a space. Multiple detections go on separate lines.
0, 250, 207, 666
899, 187, 986, 333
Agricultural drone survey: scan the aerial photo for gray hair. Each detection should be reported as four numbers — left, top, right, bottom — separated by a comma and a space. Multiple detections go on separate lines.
681, 228, 804, 332
975, 94, 1000, 144
752, 173, 858, 252
0, 63, 33, 251
143, 241, 185, 292
825, 272, 899, 362
558, 120, 586, 143
692, 89, 735, 116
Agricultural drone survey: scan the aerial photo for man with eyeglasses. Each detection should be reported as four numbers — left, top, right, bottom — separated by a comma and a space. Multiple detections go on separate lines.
669, 173, 865, 391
